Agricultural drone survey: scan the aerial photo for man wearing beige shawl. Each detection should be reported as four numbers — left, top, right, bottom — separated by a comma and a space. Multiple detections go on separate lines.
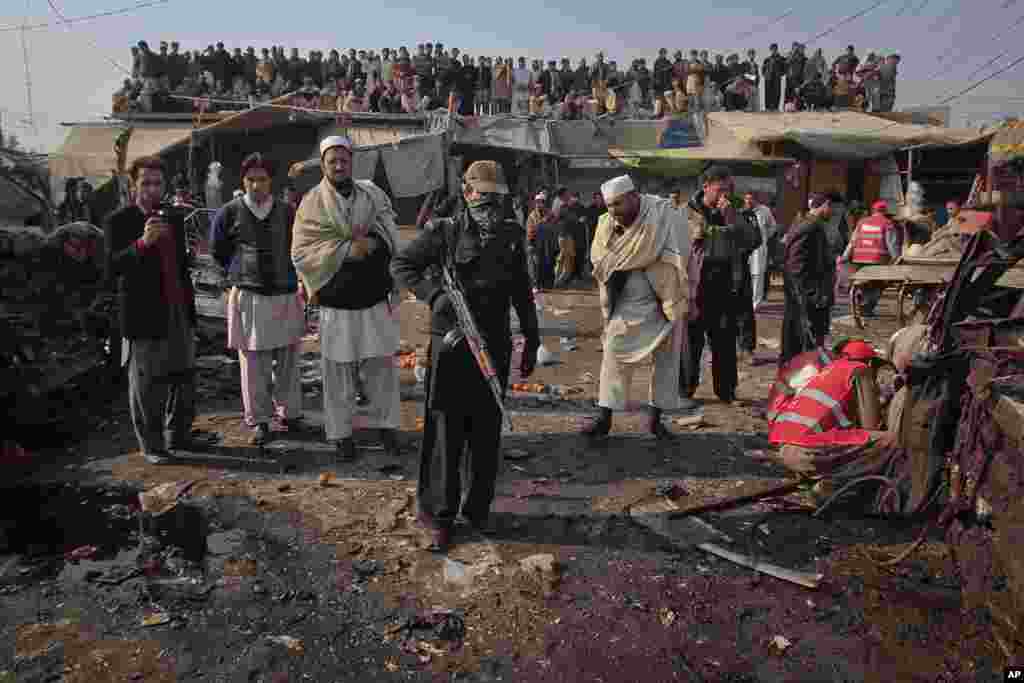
583, 175, 689, 439
292, 136, 401, 461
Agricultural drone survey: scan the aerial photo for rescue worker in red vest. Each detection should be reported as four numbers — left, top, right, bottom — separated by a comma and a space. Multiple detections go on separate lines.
840, 200, 900, 317
767, 338, 897, 482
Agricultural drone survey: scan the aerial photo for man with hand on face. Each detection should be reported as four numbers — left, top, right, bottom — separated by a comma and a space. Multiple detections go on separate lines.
682, 166, 762, 406
209, 153, 305, 446
582, 175, 689, 440
391, 160, 540, 553
292, 136, 401, 462
104, 156, 197, 464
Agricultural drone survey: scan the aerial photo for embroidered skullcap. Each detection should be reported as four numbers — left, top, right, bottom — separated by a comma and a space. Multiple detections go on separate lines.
320, 135, 352, 158
601, 175, 635, 203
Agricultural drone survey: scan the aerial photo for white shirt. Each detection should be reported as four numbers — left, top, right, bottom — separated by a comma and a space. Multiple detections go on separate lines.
747, 204, 776, 274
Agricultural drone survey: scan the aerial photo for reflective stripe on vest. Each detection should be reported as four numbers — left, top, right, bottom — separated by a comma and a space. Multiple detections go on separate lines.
774, 411, 821, 431
799, 388, 853, 428
851, 216, 891, 265
768, 358, 866, 446
766, 348, 834, 420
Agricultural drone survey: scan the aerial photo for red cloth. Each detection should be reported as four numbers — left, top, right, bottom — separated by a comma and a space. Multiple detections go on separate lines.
136, 233, 186, 306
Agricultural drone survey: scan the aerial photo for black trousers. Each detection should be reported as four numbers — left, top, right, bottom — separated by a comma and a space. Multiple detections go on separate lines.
682, 266, 738, 401
736, 266, 756, 353
765, 79, 782, 111
780, 283, 830, 366
416, 338, 505, 529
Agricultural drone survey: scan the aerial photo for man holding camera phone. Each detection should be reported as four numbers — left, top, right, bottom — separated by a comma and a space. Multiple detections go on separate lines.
105, 156, 198, 464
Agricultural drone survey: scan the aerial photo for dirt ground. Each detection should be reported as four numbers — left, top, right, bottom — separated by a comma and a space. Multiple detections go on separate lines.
0, 255, 1017, 682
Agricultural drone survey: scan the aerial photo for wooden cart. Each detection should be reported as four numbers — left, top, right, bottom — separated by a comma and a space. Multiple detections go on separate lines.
849, 256, 1024, 328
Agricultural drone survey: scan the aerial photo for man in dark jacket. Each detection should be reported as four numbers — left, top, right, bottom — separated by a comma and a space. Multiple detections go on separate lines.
105, 156, 197, 464
780, 193, 833, 365
391, 160, 540, 552
762, 43, 786, 112
209, 153, 304, 446
652, 48, 672, 100
681, 166, 762, 405
785, 43, 807, 102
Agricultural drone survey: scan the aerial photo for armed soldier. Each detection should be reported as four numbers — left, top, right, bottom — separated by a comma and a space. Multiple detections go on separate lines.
391, 160, 540, 552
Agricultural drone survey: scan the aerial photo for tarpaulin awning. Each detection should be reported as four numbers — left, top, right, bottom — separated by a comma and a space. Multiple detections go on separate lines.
125, 125, 194, 166
989, 123, 1024, 163
293, 133, 446, 197
607, 117, 793, 176
709, 111, 993, 160
49, 124, 126, 186
380, 133, 444, 197
451, 116, 554, 154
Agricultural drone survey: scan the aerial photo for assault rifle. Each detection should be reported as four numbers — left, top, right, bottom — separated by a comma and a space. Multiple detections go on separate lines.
440, 262, 514, 432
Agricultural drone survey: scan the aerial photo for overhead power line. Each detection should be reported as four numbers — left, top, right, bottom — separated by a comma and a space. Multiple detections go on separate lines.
0, 0, 168, 32
45, 0, 133, 75
935, 52, 1024, 105
734, 9, 796, 42
805, 0, 892, 45
924, 13, 1024, 80
860, 50, 1024, 137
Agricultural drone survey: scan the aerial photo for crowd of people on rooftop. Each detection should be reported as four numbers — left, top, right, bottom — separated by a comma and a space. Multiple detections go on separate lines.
113, 39, 902, 118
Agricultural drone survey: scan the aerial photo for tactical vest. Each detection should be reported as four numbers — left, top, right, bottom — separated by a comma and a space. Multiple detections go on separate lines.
851, 215, 893, 265
768, 358, 873, 448
223, 198, 297, 295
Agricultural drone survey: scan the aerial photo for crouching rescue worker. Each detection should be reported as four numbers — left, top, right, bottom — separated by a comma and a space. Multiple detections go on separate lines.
391, 160, 541, 552
767, 339, 897, 493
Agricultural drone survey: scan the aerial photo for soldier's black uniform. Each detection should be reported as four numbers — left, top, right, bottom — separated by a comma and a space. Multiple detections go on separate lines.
391, 198, 540, 542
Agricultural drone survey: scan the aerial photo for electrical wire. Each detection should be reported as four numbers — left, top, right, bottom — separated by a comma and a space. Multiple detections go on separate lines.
45, 0, 133, 75
734, 9, 796, 42
923, 13, 1024, 80
0, 0, 168, 32
964, 47, 1015, 82
859, 50, 1024, 136
805, 0, 892, 45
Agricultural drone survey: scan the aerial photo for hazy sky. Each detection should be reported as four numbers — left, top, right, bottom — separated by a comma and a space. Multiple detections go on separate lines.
2, 0, 1023, 152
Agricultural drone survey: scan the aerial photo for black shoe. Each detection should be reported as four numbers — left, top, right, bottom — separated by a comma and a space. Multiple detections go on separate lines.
336, 437, 357, 461
143, 450, 173, 465
646, 407, 673, 440
379, 429, 399, 457
249, 423, 271, 446
678, 397, 701, 411
279, 416, 306, 433
417, 518, 454, 557
462, 515, 495, 538
581, 408, 612, 438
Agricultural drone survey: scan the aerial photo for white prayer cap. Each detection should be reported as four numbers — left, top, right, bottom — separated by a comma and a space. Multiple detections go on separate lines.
320, 135, 353, 158
601, 175, 635, 203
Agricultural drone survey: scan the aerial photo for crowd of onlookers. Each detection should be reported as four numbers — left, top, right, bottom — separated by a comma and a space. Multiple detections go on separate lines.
112, 40, 902, 119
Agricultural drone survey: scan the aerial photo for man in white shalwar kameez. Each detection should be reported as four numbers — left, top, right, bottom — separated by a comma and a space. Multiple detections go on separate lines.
742, 191, 777, 311
582, 175, 690, 439
292, 136, 401, 461
210, 153, 305, 445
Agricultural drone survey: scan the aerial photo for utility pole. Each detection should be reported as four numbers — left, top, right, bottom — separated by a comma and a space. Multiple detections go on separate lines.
19, 0, 36, 134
